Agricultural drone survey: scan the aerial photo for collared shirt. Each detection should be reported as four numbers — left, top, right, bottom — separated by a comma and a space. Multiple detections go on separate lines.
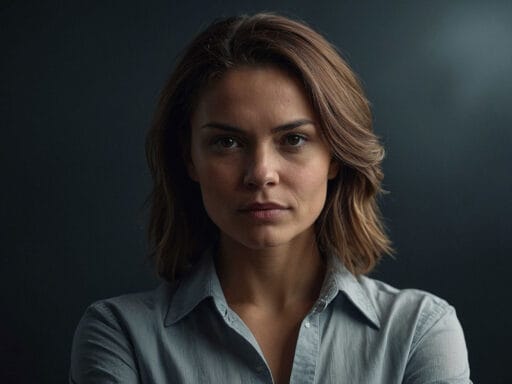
70, 250, 472, 383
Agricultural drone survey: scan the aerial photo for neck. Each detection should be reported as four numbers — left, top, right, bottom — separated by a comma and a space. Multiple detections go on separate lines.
215, 233, 326, 312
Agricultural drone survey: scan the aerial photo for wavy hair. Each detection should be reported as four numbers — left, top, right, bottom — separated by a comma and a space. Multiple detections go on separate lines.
145, 13, 393, 281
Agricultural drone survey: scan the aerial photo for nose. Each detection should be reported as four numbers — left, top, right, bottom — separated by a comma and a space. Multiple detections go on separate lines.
243, 146, 279, 189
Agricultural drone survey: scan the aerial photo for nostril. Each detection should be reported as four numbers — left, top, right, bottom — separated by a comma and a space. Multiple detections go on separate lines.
243, 173, 278, 188
243, 151, 279, 187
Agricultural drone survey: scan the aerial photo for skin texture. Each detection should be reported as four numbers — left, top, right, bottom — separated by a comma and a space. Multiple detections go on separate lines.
188, 66, 339, 384
189, 66, 338, 254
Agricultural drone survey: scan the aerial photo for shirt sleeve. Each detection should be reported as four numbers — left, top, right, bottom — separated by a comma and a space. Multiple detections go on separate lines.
69, 301, 140, 384
403, 304, 472, 384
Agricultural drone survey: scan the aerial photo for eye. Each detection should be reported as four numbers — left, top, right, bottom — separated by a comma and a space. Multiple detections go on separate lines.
211, 136, 241, 150
282, 133, 307, 147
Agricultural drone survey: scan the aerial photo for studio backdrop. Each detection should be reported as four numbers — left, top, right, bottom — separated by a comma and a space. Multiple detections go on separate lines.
1, 1, 511, 383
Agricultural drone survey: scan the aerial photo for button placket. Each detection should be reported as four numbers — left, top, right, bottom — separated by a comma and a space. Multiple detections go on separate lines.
289, 313, 320, 383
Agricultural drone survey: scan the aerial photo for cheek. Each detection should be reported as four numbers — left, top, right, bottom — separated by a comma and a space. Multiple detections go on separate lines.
195, 162, 238, 200
293, 162, 330, 206
296, 158, 331, 186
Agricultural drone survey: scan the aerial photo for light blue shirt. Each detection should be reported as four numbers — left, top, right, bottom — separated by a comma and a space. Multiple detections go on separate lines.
70, 249, 472, 383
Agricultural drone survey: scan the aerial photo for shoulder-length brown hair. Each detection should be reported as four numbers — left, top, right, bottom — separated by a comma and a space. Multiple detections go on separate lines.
146, 12, 392, 282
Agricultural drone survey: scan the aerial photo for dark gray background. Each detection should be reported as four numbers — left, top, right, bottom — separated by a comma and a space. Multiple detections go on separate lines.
2, 1, 511, 383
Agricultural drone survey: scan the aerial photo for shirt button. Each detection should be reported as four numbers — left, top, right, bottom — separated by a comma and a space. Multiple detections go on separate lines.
304, 321, 311, 328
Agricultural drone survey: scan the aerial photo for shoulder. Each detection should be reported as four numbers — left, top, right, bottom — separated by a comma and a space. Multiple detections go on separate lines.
357, 275, 457, 346
358, 276, 453, 333
82, 283, 173, 327
70, 283, 175, 383
357, 276, 472, 382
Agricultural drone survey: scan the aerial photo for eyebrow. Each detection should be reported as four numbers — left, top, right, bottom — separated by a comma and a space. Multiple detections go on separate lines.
200, 119, 315, 134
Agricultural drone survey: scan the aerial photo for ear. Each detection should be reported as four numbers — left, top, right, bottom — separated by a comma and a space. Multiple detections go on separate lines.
328, 159, 340, 180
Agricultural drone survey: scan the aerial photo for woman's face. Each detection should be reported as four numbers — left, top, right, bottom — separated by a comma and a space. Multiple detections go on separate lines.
188, 66, 338, 251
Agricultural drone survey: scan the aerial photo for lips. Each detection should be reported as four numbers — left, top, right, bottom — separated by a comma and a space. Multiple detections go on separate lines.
239, 202, 287, 211
238, 202, 290, 220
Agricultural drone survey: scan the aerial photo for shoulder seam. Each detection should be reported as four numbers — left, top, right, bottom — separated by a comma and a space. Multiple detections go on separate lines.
409, 301, 454, 359
85, 301, 141, 376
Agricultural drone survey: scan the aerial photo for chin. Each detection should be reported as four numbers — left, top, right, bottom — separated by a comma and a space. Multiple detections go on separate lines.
234, 234, 286, 250
223, 226, 312, 252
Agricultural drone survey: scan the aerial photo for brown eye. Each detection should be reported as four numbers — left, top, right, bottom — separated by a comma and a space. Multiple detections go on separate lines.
214, 136, 239, 148
283, 134, 307, 147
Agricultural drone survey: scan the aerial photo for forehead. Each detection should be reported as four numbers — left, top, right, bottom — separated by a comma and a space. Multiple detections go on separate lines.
191, 66, 316, 128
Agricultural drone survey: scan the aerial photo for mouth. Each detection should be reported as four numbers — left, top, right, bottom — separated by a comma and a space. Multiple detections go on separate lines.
238, 202, 290, 220
240, 202, 287, 211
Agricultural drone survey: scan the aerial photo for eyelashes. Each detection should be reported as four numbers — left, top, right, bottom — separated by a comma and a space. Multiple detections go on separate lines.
209, 133, 309, 152
282, 133, 307, 147
213, 136, 239, 149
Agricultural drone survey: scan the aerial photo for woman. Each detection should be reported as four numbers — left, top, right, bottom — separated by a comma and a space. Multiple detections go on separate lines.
70, 13, 471, 383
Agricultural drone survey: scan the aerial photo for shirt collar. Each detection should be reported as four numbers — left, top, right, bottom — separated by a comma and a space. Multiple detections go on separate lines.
165, 247, 381, 329
319, 253, 381, 329
164, 246, 226, 326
